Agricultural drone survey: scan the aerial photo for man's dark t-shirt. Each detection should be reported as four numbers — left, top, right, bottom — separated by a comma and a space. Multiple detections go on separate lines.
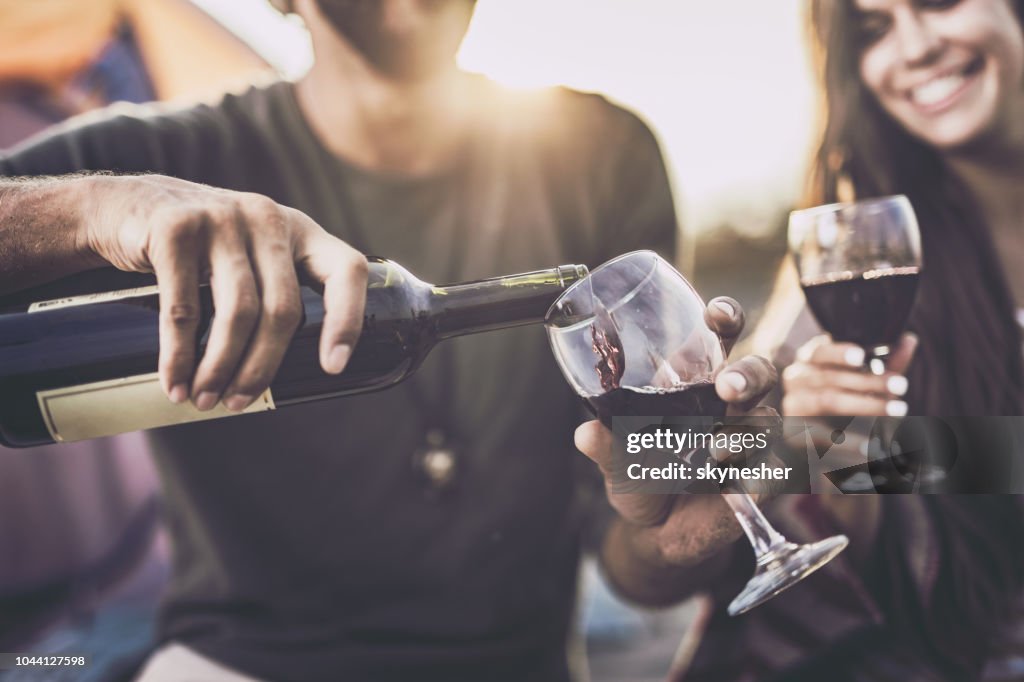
0, 79, 676, 680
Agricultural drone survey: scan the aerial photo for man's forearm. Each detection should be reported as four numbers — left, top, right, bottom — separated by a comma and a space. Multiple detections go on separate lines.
599, 517, 740, 607
0, 175, 106, 295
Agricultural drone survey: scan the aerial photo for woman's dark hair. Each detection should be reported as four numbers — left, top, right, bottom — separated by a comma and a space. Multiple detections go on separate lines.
807, 1, 1024, 676
807, 0, 1024, 416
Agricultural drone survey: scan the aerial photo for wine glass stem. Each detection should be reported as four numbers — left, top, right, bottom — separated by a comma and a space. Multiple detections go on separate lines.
867, 345, 890, 376
723, 493, 789, 562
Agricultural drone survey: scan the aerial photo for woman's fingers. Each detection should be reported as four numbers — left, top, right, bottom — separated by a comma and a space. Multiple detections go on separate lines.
783, 362, 908, 398
783, 386, 907, 417
795, 335, 868, 368
785, 334, 915, 417
885, 333, 919, 374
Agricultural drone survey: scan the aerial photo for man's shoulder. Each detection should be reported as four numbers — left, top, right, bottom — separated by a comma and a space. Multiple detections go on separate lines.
547, 85, 652, 134
0, 80, 290, 177
52, 79, 288, 141
475, 77, 651, 145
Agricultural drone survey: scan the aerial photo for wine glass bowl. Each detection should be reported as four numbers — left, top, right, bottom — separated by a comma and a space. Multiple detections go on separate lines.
545, 251, 848, 616
545, 251, 725, 424
789, 195, 923, 374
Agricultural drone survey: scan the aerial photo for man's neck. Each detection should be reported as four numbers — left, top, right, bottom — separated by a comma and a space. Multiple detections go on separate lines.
295, 6, 476, 177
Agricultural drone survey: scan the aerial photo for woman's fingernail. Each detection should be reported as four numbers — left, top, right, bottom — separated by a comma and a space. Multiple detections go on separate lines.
325, 344, 352, 374
886, 400, 908, 417
195, 391, 219, 411
713, 300, 735, 318
224, 394, 254, 412
168, 384, 189, 404
845, 347, 865, 367
887, 375, 908, 396
721, 371, 747, 394
796, 344, 815, 363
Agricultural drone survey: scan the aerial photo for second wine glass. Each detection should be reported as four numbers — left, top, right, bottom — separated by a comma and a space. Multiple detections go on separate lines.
789, 195, 923, 375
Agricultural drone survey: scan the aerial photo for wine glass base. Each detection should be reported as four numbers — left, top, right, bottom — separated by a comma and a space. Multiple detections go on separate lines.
727, 535, 849, 616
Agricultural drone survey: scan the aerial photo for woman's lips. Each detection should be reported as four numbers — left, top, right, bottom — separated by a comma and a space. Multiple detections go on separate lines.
905, 56, 985, 114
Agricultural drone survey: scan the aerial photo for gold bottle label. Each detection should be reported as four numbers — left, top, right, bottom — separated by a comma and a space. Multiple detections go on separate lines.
28, 285, 161, 313
37, 372, 275, 443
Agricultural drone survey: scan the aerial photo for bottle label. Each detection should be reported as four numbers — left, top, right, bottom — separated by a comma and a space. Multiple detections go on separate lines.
27, 285, 161, 313
37, 372, 275, 442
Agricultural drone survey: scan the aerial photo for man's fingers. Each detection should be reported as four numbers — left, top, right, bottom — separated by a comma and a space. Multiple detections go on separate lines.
190, 225, 260, 410
612, 495, 742, 568
152, 230, 202, 404
575, 420, 616, 473
705, 296, 744, 354
124, 189, 369, 404
575, 420, 674, 526
716, 355, 777, 410
708, 406, 781, 465
294, 221, 367, 374
652, 495, 742, 566
221, 232, 303, 411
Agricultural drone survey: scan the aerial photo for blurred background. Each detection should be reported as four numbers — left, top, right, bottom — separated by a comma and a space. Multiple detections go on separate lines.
195, 0, 815, 319
0, 1, 815, 680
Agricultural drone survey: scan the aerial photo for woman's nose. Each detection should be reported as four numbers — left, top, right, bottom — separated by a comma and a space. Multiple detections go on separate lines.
893, 7, 943, 66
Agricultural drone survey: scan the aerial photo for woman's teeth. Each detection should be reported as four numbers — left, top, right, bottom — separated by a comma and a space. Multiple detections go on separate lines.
910, 73, 967, 106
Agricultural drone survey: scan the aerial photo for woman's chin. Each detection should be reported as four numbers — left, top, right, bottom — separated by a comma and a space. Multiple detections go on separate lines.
909, 115, 997, 154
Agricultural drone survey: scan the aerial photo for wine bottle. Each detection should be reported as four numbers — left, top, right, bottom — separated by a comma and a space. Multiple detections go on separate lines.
0, 259, 588, 447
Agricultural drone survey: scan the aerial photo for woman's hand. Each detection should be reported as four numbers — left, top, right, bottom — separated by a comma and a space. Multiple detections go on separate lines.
782, 333, 918, 417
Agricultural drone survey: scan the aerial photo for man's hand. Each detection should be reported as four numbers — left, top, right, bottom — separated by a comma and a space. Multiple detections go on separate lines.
76, 174, 368, 410
574, 297, 778, 599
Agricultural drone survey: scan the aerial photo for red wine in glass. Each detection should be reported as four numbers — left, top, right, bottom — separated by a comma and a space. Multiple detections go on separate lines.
585, 382, 727, 428
801, 267, 919, 349
586, 317, 726, 427
789, 196, 923, 374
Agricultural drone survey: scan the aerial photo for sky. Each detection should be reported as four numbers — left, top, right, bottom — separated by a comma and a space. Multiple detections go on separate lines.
192, 0, 818, 239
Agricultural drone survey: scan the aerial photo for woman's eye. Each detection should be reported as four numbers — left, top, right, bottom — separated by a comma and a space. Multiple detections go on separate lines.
917, 0, 961, 9
858, 14, 892, 45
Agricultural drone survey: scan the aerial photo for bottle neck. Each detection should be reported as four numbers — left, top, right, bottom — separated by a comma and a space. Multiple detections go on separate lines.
432, 264, 588, 339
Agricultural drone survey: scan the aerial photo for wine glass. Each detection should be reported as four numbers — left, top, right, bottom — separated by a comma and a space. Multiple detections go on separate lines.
789, 195, 923, 375
545, 251, 848, 616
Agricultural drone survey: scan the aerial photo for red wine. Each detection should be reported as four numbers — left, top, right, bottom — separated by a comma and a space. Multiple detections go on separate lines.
801, 267, 919, 349
0, 259, 588, 447
585, 382, 727, 428
585, 315, 724, 425
591, 311, 624, 392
